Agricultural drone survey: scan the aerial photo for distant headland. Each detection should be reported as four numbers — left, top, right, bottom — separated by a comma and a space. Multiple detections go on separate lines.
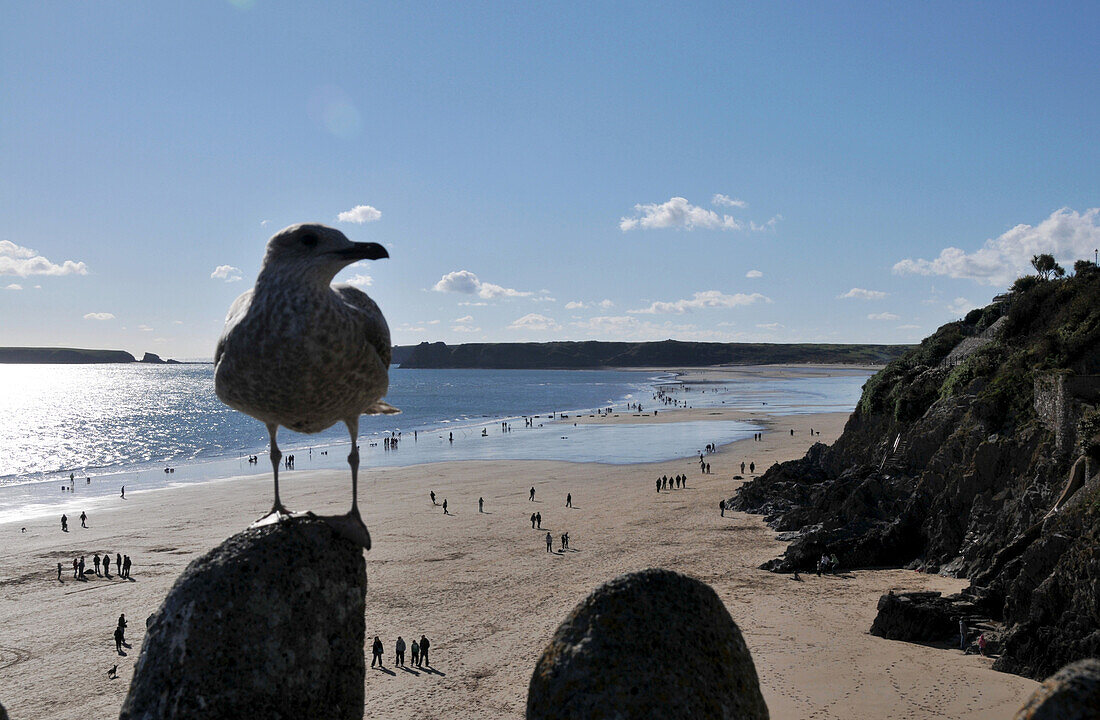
392, 340, 912, 369
0, 347, 183, 364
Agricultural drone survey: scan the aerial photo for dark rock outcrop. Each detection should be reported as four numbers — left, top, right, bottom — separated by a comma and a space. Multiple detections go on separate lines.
120, 516, 366, 720
728, 272, 1100, 679
1013, 658, 1100, 719
869, 591, 974, 642
139, 352, 165, 364
527, 568, 768, 720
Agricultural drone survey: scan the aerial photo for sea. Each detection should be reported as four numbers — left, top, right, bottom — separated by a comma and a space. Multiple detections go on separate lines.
0, 364, 873, 523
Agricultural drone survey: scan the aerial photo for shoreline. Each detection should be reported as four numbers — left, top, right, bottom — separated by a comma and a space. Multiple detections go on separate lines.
0, 395, 1037, 719
0, 364, 870, 523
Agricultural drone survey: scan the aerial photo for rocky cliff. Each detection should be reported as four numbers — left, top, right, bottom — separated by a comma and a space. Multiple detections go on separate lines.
729, 267, 1100, 680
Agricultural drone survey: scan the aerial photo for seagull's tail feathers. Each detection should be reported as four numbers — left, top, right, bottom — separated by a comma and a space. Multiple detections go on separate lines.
365, 401, 401, 416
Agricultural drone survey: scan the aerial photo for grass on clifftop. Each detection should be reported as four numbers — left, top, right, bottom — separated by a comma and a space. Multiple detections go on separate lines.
856, 265, 1100, 433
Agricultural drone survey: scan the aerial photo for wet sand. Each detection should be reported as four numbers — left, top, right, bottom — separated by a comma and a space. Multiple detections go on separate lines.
0, 404, 1036, 719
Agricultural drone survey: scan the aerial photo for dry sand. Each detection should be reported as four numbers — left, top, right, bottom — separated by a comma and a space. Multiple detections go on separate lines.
0, 399, 1037, 718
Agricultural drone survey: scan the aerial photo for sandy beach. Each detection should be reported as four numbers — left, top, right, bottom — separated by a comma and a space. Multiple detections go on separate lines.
0, 374, 1038, 719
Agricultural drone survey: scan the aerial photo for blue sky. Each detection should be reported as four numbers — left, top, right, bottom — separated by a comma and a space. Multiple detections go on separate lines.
2, 1, 1097, 359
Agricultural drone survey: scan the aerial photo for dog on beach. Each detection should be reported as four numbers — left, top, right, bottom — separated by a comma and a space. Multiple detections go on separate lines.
107, 665, 118, 679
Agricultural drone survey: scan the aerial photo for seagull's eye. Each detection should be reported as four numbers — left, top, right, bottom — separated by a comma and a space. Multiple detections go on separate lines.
301, 233, 318, 248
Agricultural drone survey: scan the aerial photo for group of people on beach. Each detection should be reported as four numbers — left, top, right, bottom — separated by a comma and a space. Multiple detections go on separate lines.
371, 634, 431, 669
60, 551, 133, 581
656, 474, 688, 492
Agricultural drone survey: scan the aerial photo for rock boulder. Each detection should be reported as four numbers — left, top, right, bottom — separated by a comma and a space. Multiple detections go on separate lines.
527, 568, 768, 720
120, 516, 366, 720
869, 591, 970, 642
1013, 658, 1100, 719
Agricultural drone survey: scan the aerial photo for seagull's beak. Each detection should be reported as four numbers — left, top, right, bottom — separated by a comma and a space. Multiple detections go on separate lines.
334, 242, 389, 262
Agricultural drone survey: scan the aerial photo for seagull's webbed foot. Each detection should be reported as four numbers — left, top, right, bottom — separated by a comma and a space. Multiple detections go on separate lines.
323, 506, 371, 549
250, 503, 296, 528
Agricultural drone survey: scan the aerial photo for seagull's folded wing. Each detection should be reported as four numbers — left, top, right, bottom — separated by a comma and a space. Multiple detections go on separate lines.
364, 401, 400, 415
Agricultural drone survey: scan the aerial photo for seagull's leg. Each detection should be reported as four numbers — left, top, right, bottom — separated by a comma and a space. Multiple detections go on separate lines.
251, 423, 293, 526
322, 417, 371, 549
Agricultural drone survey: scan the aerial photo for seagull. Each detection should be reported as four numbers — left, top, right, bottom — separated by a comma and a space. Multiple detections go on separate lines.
214, 223, 398, 548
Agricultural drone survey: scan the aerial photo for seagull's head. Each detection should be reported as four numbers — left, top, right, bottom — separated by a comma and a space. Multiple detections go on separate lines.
262, 223, 389, 284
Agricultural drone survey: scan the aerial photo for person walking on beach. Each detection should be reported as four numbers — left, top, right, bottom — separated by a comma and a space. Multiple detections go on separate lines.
57, 562, 62, 582
78, 556, 85, 579
442, 499, 448, 515
546, 531, 553, 552
395, 636, 406, 666
371, 636, 384, 667
72, 558, 78, 579
117, 614, 127, 643
705, 462, 710, 474
531, 512, 536, 528
122, 555, 131, 578
741, 461, 745, 474
530, 487, 536, 501
720, 499, 726, 517
655, 478, 661, 493
478, 497, 484, 513
430, 490, 436, 505
120, 486, 125, 499
536, 512, 542, 529
749, 462, 755, 473
114, 624, 124, 654
566, 493, 572, 508
61, 514, 68, 532
411, 639, 420, 666
116, 553, 122, 575
103, 554, 111, 577
419, 635, 430, 666
80, 511, 88, 529
94, 553, 102, 576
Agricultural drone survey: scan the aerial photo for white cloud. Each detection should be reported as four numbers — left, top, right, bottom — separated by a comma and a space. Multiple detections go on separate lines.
598, 299, 614, 309
756, 322, 784, 330
172, 320, 184, 325
433, 270, 532, 299
571, 315, 754, 342
4, 283, 22, 290
750, 215, 782, 232
745, 270, 763, 278
507, 313, 561, 331
336, 204, 382, 224
211, 265, 243, 282
839, 287, 887, 300
343, 273, 373, 287
893, 207, 1100, 286
712, 194, 748, 208
867, 312, 900, 321
631, 290, 771, 315
565, 300, 586, 310
260, 220, 270, 227
458, 301, 488, 307
138, 324, 154, 332
0, 240, 88, 277
452, 324, 481, 332
84, 312, 115, 321
620, 197, 743, 232
453, 315, 474, 323
427, 319, 440, 325
947, 297, 976, 315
